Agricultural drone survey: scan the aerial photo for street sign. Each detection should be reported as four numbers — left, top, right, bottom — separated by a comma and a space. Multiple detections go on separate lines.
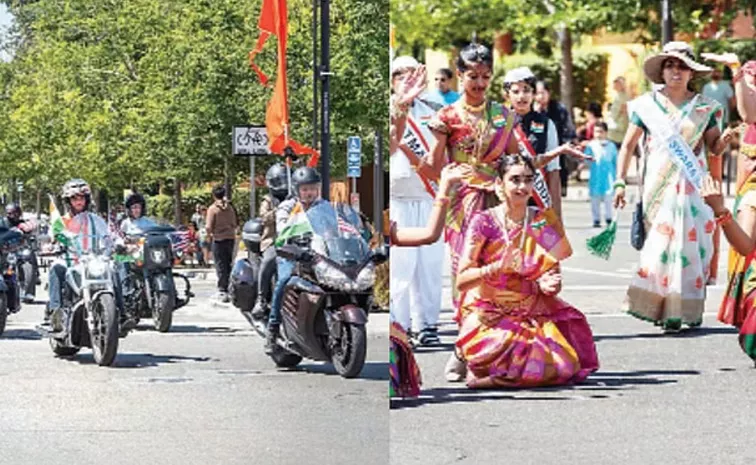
347, 136, 361, 178
233, 126, 269, 156
16, 181, 23, 193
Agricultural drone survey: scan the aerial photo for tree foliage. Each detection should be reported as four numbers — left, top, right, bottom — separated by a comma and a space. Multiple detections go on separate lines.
0, 0, 388, 205
392, 0, 755, 55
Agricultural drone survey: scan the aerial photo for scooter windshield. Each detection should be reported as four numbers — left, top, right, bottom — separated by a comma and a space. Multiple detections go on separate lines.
305, 202, 369, 265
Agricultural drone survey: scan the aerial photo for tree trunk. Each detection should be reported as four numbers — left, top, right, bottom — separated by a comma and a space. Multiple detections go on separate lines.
174, 179, 182, 225
558, 26, 574, 117
35, 189, 41, 218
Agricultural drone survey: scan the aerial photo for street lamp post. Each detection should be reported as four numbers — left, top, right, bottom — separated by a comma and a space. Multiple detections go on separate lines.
320, 0, 331, 201
661, 0, 673, 45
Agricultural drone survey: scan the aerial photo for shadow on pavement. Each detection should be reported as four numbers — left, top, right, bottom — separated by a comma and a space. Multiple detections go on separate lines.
390, 369, 699, 409
135, 324, 246, 335
62, 352, 214, 368
0, 328, 43, 340
594, 326, 737, 341
297, 361, 389, 381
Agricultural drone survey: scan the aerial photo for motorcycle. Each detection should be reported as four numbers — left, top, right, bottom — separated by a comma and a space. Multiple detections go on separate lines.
0, 227, 23, 337
229, 217, 267, 314
115, 225, 194, 333
42, 232, 123, 366
231, 202, 387, 378
16, 231, 39, 303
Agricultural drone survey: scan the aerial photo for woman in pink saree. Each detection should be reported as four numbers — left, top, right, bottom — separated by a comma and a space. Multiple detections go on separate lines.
452, 154, 599, 387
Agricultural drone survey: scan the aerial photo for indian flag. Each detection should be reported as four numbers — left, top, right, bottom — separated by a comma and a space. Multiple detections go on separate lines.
275, 202, 313, 247
48, 194, 67, 245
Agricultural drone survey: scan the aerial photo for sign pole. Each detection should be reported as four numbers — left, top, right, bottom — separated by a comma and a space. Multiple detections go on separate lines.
250, 156, 256, 218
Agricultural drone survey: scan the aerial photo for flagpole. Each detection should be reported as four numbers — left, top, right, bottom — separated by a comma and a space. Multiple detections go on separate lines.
320, 0, 331, 201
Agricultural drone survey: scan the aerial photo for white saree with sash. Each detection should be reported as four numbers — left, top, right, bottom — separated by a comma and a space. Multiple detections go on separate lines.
625, 92, 722, 325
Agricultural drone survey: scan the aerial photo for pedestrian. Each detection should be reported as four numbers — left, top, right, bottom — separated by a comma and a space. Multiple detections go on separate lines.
191, 205, 208, 266
585, 121, 617, 227
389, 56, 445, 347
505, 67, 589, 219
607, 77, 630, 150
205, 185, 238, 302
429, 67, 460, 106
453, 153, 599, 388
613, 41, 735, 332
535, 80, 577, 197
700, 54, 756, 365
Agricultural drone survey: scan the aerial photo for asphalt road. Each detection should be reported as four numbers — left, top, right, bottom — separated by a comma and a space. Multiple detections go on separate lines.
390, 199, 756, 465
0, 270, 389, 465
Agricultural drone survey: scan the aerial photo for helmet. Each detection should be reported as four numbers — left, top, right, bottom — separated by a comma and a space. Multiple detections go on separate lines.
291, 167, 321, 191
125, 193, 147, 217
5, 203, 21, 226
265, 163, 290, 201
61, 178, 92, 210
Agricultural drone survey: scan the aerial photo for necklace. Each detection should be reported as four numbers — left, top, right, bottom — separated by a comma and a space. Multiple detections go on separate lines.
458, 99, 490, 163
462, 99, 486, 113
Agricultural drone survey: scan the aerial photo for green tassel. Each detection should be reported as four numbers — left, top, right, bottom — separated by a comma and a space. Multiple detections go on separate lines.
586, 213, 619, 260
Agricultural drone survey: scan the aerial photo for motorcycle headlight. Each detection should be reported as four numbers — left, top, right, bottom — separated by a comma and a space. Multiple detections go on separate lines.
150, 249, 169, 266
86, 259, 108, 279
313, 260, 351, 290
355, 262, 375, 291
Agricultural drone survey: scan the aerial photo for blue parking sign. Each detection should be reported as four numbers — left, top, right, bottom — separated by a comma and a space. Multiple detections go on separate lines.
347, 136, 362, 178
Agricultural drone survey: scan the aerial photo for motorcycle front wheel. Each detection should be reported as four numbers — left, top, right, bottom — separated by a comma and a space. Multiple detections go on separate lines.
331, 323, 367, 379
90, 293, 119, 366
152, 291, 175, 333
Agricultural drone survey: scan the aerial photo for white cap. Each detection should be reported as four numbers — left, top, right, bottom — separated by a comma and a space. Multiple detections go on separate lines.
391, 56, 419, 74
503, 67, 536, 84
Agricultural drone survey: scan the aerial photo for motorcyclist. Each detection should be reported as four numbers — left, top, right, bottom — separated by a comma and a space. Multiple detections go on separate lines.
0, 203, 38, 302
46, 179, 113, 331
250, 163, 291, 319
119, 193, 157, 235
265, 166, 326, 354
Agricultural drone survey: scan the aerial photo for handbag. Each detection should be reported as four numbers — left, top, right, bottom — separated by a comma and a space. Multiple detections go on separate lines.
630, 201, 645, 251
630, 140, 647, 251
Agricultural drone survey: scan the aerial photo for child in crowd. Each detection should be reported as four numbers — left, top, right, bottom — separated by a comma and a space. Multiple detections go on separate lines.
585, 121, 617, 227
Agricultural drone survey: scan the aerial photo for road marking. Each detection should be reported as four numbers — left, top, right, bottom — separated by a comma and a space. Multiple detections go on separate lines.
561, 266, 633, 279
562, 284, 726, 291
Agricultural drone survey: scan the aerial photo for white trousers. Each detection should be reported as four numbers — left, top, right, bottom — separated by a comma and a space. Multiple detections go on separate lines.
590, 195, 613, 223
389, 197, 443, 333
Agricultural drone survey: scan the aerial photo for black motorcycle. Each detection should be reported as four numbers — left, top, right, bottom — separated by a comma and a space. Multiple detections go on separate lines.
17, 231, 39, 303
230, 218, 269, 314
0, 227, 23, 336
231, 202, 387, 378
116, 225, 193, 333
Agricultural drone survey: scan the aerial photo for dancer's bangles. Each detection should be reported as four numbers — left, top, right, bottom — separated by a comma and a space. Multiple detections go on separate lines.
715, 210, 734, 226
613, 179, 626, 190
433, 197, 450, 208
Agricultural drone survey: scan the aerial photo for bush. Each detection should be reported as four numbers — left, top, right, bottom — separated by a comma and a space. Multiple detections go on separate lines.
490, 51, 610, 112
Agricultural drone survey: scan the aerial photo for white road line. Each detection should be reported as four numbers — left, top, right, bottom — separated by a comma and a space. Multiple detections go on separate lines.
560, 266, 633, 279
562, 284, 726, 291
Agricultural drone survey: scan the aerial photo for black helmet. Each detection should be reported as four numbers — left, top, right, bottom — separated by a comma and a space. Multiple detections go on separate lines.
5, 203, 21, 226
61, 178, 92, 211
291, 167, 321, 190
125, 192, 147, 217
265, 163, 290, 201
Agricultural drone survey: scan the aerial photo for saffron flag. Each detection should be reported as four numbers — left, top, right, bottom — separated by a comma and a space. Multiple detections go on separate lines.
249, 0, 320, 167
